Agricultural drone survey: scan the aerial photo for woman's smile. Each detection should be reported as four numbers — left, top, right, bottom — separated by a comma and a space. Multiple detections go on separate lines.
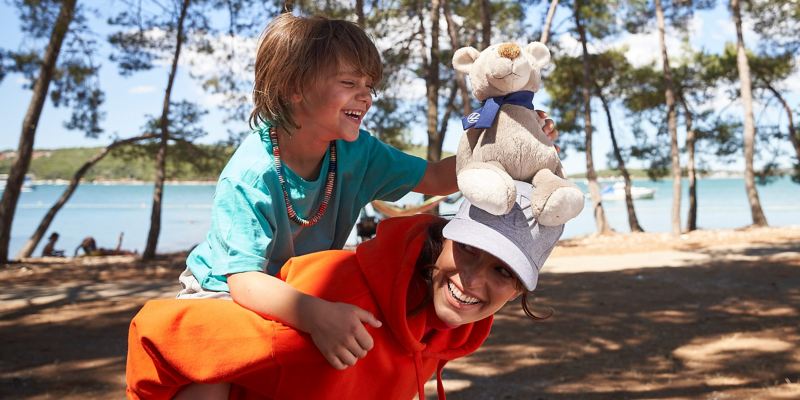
431, 240, 520, 327
446, 278, 482, 306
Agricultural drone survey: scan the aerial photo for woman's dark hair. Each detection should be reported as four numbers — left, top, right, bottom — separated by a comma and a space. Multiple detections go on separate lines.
409, 219, 552, 321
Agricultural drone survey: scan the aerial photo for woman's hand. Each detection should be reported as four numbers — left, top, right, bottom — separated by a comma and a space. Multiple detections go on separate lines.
300, 297, 383, 370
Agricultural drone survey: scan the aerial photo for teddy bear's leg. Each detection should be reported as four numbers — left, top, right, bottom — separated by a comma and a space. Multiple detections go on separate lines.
457, 161, 516, 215
530, 169, 586, 226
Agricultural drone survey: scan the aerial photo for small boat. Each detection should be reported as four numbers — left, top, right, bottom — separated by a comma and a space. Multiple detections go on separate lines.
600, 182, 655, 201
0, 174, 36, 192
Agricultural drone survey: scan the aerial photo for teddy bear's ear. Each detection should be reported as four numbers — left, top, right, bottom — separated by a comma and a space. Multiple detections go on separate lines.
524, 42, 551, 70
452, 47, 480, 73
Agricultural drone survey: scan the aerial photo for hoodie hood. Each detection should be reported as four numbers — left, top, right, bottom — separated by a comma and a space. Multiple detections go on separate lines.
356, 215, 494, 398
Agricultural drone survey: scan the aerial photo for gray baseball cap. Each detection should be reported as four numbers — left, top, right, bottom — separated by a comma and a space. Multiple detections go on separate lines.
442, 181, 564, 291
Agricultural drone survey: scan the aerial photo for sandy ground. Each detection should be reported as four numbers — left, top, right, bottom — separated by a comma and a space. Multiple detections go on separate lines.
1, 226, 799, 399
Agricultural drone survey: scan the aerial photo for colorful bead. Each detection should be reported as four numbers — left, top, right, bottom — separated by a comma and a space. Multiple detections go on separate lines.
269, 126, 336, 227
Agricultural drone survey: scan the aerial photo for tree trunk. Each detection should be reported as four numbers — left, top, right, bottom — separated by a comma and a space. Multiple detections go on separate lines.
654, 0, 682, 235
681, 98, 698, 232
143, 0, 190, 260
540, 0, 559, 45
355, 0, 365, 27
0, 0, 76, 264
764, 82, 800, 162
480, 0, 491, 49
731, 0, 768, 226
574, 5, 611, 235
442, 0, 472, 116
425, 0, 442, 164
16, 134, 157, 259
595, 84, 643, 232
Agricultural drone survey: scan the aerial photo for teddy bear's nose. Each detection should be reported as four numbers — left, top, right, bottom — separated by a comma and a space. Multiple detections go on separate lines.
498, 43, 521, 60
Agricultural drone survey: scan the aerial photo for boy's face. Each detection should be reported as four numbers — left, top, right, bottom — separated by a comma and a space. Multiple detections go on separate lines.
290, 65, 374, 143
430, 240, 521, 328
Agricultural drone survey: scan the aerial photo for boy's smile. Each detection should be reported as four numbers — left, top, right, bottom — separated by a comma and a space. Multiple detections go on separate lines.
291, 67, 374, 145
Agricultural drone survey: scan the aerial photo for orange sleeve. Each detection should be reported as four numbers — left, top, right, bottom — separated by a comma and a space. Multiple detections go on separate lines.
126, 299, 280, 399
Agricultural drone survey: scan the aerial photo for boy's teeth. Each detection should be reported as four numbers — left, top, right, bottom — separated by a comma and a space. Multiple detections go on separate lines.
447, 280, 481, 305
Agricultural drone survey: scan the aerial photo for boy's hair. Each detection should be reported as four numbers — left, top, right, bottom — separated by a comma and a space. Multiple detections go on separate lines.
250, 13, 383, 131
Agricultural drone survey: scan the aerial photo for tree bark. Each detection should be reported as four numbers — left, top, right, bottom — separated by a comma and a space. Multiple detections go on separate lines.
143, 0, 190, 260
540, 0, 559, 45
595, 84, 643, 232
574, 4, 611, 235
681, 98, 698, 232
442, 0, 472, 115
355, 0, 365, 27
655, 0, 682, 235
764, 82, 800, 162
731, 0, 768, 226
0, 0, 77, 264
480, 0, 491, 49
16, 134, 158, 259
424, 0, 442, 164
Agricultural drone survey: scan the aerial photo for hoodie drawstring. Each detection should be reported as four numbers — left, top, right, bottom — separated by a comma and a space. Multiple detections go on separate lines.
436, 360, 447, 399
414, 352, 426, 400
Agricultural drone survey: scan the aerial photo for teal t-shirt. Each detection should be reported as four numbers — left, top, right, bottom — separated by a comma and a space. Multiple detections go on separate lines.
186, 124, 427, 292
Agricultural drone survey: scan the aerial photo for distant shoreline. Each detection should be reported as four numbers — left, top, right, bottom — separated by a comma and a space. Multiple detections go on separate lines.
29, 179, 217, 186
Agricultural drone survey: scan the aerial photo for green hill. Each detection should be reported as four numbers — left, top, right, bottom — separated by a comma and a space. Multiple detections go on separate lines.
0, 145, 232, 182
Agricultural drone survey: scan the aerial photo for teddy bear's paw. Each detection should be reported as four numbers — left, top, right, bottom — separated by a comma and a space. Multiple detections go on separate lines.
537, 186, 585, 226
458, 168, 516, 215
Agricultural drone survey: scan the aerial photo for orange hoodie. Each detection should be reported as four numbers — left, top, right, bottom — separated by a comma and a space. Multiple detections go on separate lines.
126, 215, 493, 400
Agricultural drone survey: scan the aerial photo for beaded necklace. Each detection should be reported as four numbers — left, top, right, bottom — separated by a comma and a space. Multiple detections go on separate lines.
269, 126, 337, 227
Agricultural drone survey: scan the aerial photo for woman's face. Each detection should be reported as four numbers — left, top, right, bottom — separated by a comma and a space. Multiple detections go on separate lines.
431, 240, 522, 327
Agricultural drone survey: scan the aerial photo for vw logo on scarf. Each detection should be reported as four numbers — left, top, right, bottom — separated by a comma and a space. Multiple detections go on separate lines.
461, 91, 535, 130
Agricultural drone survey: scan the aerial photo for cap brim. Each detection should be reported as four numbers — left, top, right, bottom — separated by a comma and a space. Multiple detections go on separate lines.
443, 217, 538, 291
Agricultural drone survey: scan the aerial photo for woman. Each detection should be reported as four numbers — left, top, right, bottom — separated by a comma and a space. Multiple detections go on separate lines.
126, 181, 563, 400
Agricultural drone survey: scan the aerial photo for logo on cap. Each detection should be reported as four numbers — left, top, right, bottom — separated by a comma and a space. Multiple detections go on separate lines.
466, 112, 481, 123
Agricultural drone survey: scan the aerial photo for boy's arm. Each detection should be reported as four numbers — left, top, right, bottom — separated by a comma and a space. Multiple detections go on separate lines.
411, 110, 558, 196
228, 271, 382, 370
412, 155, 457, 196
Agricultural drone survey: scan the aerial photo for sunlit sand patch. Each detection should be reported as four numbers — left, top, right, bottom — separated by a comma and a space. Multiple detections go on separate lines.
708, 300, 798, 317
3, 299, 140, 326
446, 344, 548, 375
673, 334, 794, 371
704, 374, 749, 386
0, 356, 125, 385
639, 309, 697, 324
423, 378, 472, 397
580, 337, 623, 354
547, 371, 688, 395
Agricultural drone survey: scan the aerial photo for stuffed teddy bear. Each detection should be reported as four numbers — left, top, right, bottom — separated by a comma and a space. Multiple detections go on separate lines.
452, 41, 584, 226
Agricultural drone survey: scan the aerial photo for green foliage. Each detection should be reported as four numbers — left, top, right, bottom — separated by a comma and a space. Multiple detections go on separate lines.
749, 0, 800, 53
2, 0, 105, 138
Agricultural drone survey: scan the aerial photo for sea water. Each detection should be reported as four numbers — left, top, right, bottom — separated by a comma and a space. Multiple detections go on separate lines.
6, 177, 800, 258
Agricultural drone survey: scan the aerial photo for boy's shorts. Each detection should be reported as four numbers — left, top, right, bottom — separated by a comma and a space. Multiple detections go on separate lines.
177, 267, 233, 300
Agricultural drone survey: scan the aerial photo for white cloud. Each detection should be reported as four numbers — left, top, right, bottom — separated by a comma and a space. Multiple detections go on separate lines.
129, 85, 155, 94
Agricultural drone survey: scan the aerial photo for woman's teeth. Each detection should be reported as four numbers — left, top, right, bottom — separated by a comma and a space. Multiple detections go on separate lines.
447, 280, 481, 305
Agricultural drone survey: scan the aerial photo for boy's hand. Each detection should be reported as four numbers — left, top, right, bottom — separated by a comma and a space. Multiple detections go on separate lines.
302, 298, 382, 370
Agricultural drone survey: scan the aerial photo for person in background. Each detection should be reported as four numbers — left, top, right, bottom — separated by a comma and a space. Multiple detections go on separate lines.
41, 232, 65, 257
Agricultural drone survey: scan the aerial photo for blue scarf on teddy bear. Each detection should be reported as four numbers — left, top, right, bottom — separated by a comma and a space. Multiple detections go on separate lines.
461, 90, 535, 130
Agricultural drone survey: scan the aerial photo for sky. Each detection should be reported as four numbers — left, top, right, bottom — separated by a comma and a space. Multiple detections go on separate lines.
0, 1, 797, 175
